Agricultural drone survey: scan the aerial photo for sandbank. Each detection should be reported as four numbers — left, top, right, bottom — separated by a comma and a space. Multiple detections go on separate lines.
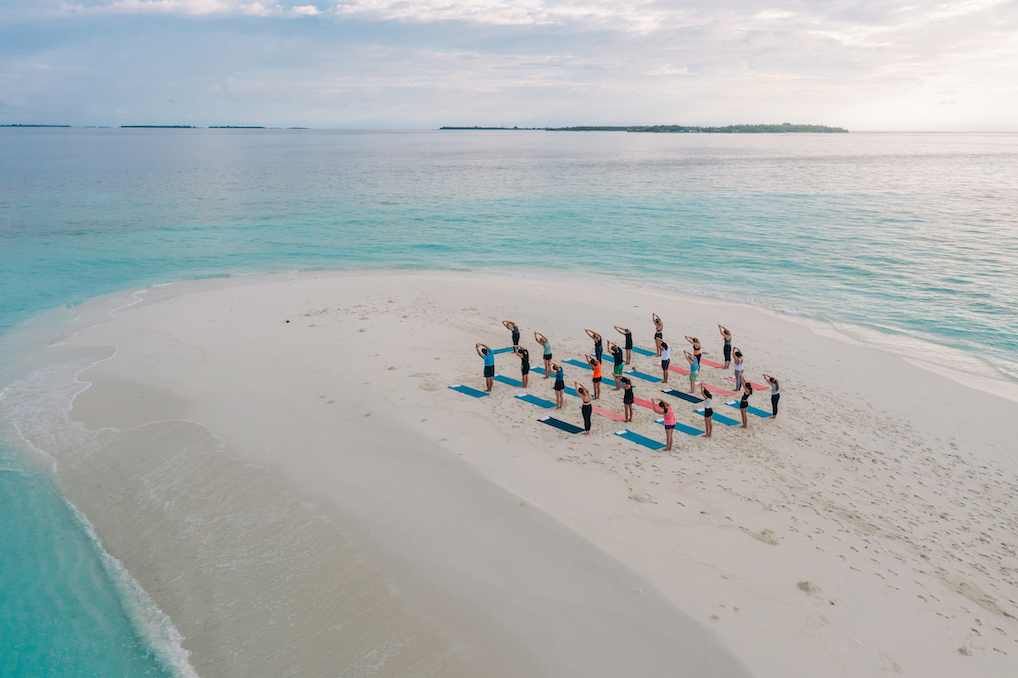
6, 270, 1018, 677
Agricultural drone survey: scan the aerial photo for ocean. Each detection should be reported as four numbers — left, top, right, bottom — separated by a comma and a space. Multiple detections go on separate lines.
1, 128, 1016, 675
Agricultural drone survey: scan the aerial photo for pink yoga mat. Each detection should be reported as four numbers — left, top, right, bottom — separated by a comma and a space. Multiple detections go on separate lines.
592, 406, 625, 422
655, 362, 691, 375
725, 376, 768, 390
702, 385, 737, 397
633, 397, 656, 409
699, 359, 725, 368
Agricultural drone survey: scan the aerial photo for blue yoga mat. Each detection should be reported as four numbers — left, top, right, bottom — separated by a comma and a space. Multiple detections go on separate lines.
516, 394, 556, 409
491, 347, 515, 354
625, 369, 662, 383
564, 359, 593, 370
564, 386, 580, 398
539, 416, 584, 434
725, 400, 772, 418
654, 418, 704, 436
531, 366, 546, 375
614, 429, 665, 450
661, 388, 703, 404
694, 408, 740, 426
494, 374, 523, 387
449, 384, 489, 398
632, 347, 656, 356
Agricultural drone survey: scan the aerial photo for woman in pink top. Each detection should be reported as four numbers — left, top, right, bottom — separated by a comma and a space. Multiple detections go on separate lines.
652, 398, 675, 451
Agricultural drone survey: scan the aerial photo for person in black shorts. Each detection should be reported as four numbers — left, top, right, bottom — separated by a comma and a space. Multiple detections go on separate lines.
585, 329, 603, 363
621, 377, 635, 422
614, 325, 633, 364
514, 346, 530, 388
503, 320, 520, 347
585, 354, 602, 400
700, 384, 713, 438
535, 331, 552, 378
551, 362, 565, 409
739, 381, 752, 428
576, 382, 593, 435
476, 343, 494, 392
608, 341, 624, 390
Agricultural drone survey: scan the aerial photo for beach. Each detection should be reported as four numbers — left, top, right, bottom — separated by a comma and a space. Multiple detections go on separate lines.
4, 270, 1014, 677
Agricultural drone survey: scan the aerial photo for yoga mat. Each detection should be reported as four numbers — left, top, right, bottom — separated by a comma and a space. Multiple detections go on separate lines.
614, 429, 665, 450
660, 388, 703, 404
564, 359, 593, 370
494, 374, 523, 387
703, 385, 737, 397
694, 408, 740, 426
564, 386, 580, 398
593, 406, 625, 422
491, 347, 516, 354
725, 400, 773, 418
655, 362, 690, 375
624, 369, 662, 383
632, 346, 656, 356
633, 397, 656, 410
700, 358, 725, 368
531, 366, 546, 376
539, 416, 583, 434
516, 393, 556, 409
654, 418, 705, 436
448, 384, 489, 398
725, 376, 768, 390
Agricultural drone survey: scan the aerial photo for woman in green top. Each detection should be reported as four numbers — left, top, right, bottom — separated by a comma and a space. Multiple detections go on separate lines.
535, 331, 552, 378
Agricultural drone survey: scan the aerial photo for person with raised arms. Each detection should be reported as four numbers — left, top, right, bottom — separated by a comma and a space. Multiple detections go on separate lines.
652, 313, 664, 356
513, 345, 530, 388
763, 373, 780, 418
476, 343, 494, 392
585, 354, 602, 400
585, 329, 603, 363
739, 381, 753, 428
683, 349, 699, 393
614, 325, 634, 364
685, 335, 702, 364
608, 340, 624, 390
576, 382, 593, 435
535, 331, 552, 378
718, 325, 733, 368
621, 377, 635, 422
503, 320, 521, 348
652, 398, 675, 451
733, 347, 745, 390
551, 362, 565, 409
700, 384, 714, 438
660, 341, 672, 384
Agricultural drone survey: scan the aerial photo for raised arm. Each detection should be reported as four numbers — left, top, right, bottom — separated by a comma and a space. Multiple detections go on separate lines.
615, 325, 627, 334
534, 331, 546, 343
476, 343, 488, 356
651, 398, 663, 414
719, 324, 730, 336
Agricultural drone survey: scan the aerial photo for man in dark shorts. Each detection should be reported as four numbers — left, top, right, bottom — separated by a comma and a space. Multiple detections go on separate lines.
476, 343, 494, 392
608, 341, 624, 390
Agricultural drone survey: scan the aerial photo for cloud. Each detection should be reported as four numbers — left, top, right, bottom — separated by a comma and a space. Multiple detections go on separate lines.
60, 0, 322, 17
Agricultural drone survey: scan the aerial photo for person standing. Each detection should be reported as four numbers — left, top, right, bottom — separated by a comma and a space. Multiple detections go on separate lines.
683, 350, 699, 393
685, 335, 702, 364
652, 398, 675, 451
762, 374, 780, 418
733, 348, 745, 390
700, 385, 714, 438
585, 329, 603, 363
503, 320, 521, 348
621, 377, 635, 422
739, 381, 752, 428
576, 382, 593, 435
652, 313, 664, 356
535, 332, 552, 378
660, 341, 672, 383
514, 346, 530, 388
608, 340, 624, 389
551, 362, 565, 409
476, 343, 494, 392
586, 354, 602, 400
614, 325, 634, 364
718, 325, 732, 368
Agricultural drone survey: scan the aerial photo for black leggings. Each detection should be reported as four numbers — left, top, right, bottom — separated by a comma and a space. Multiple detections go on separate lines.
771, 393, 780, 416
582, 404, 593, 432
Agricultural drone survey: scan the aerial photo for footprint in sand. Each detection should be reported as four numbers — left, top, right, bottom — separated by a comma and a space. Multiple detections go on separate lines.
741, 527, 779, 545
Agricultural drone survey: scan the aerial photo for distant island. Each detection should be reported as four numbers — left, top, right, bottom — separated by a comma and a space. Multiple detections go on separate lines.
121, 125, 196, 129
209, 126, 266, 129
1, 124, 71, 128
442, 123, 848, 133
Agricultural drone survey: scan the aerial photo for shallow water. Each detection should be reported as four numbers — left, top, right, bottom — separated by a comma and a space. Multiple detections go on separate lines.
1, 128, 1015, 675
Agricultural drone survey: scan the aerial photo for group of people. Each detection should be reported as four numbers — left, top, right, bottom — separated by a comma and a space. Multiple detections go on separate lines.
475, 316, 780, 450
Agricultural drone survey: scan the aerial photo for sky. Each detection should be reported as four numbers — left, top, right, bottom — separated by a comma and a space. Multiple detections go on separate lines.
1, 0, 1016, 130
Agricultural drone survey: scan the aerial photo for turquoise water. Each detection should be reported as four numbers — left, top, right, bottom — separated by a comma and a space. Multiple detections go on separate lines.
1, 128, 1016, 675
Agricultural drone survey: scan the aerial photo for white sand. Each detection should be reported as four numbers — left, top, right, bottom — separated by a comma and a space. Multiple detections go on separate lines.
13, 270, 1018, 677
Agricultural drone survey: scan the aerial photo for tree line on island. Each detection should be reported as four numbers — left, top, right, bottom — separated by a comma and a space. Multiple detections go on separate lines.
440, 123, 848, 133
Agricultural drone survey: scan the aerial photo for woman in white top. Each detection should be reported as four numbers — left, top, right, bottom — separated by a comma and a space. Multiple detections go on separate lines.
732, 347, 745, 390
660, 341, 671, 383
762, 374, 779, 418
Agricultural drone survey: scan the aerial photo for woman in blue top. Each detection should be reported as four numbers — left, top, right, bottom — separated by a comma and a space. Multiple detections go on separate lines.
551, 362, 565, 409
476, 343, 494, 392
535, 331, 552, 378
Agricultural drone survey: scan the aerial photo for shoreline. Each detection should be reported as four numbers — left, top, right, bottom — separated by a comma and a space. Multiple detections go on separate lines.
2, 269, 1017, 677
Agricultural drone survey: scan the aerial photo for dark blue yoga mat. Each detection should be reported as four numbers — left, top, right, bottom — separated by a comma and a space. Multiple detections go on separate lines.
632, 347, 656, 356
449, 384, 489, 398
654, 418, 704, 436
694, 408, 740, 426
516, 394, 556, 409
725, 400, 772, 418
624, 369, 662, 383
491, 347, 516, 354
613, 429, 665, 450
494, 374, 523, 387
539, 416, 583, 434
661, 388, 703, 404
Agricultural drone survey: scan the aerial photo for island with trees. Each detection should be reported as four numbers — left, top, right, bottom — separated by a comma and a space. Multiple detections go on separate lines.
441, 123, 848, 133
